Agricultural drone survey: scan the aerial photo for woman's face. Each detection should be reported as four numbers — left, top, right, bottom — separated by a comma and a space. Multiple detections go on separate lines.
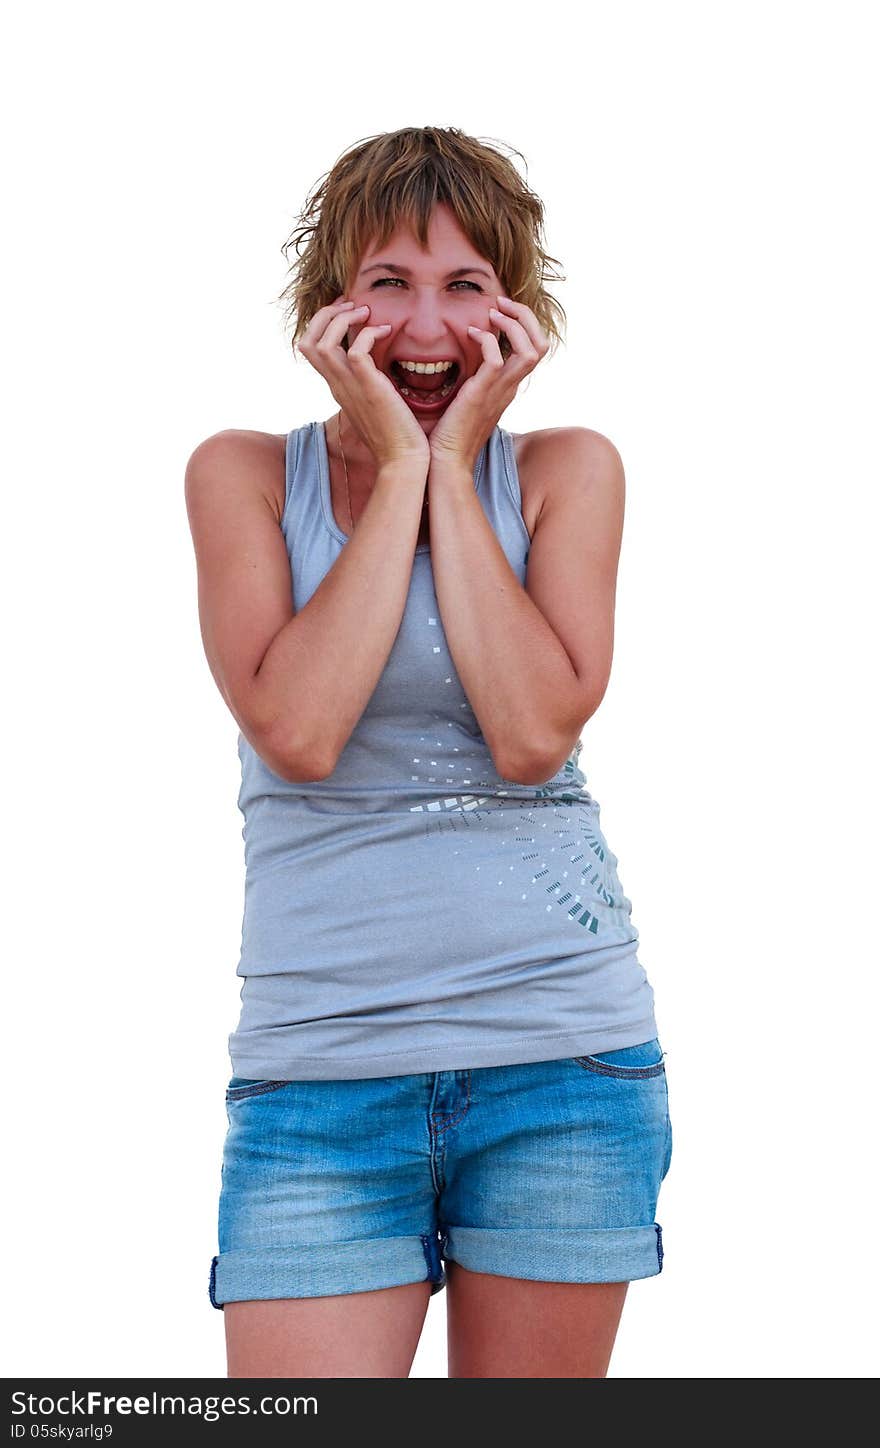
344, 202, 505, 430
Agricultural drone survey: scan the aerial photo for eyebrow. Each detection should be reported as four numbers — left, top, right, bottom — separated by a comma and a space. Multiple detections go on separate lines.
359, 262, 494, 281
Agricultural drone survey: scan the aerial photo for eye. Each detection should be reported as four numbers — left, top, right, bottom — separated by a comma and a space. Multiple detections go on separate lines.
369, 278, 483, 291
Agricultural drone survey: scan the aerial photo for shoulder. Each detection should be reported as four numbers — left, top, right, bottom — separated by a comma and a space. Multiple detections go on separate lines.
185, 429, 288, 523
510, 426, 624, 525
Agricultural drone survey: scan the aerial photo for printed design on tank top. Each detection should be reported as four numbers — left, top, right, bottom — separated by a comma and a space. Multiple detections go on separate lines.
410, 790, 633, 936
404, 604, 634, 939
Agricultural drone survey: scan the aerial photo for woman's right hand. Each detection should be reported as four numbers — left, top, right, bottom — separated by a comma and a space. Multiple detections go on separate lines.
296, 298, 430, 471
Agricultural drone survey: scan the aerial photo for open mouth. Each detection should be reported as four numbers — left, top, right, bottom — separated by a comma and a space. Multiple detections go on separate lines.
388, 360, 462, 412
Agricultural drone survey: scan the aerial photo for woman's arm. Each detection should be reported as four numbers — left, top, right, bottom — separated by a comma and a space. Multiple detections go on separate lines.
427, 427, 625, 785
185, 431, 428, 781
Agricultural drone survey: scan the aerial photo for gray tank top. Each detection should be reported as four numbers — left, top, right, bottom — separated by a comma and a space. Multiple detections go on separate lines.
228, 420, 658, 1079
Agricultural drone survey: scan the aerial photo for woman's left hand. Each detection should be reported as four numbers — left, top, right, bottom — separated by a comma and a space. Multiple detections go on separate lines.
427, 297, 550, 472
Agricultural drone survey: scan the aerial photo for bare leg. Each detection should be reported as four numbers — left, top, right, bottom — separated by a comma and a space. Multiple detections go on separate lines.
446, 1262, 629, 1378
224, 1281, 434, 1378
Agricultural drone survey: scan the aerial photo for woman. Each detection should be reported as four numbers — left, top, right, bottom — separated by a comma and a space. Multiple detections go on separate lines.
185, 126, 672, 1379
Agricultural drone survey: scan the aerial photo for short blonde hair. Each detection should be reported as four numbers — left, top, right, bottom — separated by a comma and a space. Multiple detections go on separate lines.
276, 126, 566, 362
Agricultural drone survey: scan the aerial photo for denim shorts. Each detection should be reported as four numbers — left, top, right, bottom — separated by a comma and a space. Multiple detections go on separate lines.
208, 1038, 672, 1307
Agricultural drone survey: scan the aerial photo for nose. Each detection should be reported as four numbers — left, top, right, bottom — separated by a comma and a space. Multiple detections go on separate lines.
399, 289, 451, 348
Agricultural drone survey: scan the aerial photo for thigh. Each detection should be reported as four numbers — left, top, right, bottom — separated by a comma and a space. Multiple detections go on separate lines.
441, 1040, 671, 1264
446, 1265, 628, 1378
225, 1281, 433, 1378
438, 1039, 672, 1374
209, 1073, 446, 1374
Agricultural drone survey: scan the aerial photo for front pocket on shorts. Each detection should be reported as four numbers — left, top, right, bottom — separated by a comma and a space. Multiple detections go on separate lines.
572, 1037, 666, 1079
225, 1077, 291, 1101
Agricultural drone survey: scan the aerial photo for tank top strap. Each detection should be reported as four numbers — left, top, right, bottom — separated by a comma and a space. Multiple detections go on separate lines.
280, 422, 319, 532
278, 422, 337, 608
482, 425, 533, 578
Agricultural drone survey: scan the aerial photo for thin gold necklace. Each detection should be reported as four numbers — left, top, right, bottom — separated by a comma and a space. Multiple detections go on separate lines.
336, 411, 426, 536
337, 411, 355, 535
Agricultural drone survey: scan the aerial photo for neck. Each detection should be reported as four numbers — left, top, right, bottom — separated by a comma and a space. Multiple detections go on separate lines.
331, 411, 382, 474
332, 411, 430, 521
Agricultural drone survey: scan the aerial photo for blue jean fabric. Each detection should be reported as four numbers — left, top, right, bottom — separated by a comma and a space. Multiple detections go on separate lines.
208, 1038, 672, 1307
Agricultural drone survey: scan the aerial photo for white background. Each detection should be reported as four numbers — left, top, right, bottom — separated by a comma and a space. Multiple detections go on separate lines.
4, 0, 877, 1379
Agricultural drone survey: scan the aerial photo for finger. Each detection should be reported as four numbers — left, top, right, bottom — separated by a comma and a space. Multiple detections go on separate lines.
347, 322, 393, 359
297, 299, 359, 353
492, 297, 549, 356
311, 305, 371, 356
487, 306, 540, 366
466, 326, 505, 370
302, 297, 354, 332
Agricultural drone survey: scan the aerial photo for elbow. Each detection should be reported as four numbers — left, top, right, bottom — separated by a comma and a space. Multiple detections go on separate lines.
259, 725, 336, 784
279, 746, 337, 784
498, 762, 553, 787
494, 746, 562, 788
279, 755, 336, 784
496, 725, 591, 787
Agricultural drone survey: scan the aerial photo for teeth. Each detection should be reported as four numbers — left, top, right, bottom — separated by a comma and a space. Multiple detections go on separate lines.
398, 360, 454, 374
398, 371, 459, 402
